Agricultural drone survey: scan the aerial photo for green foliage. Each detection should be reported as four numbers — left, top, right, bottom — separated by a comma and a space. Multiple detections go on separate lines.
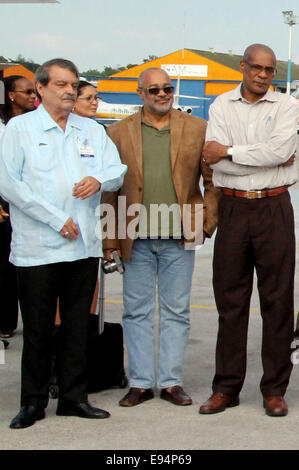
143, 55, 158, 63
81, 56, 156, 77
81, 63, 138, 77
0, 54, 157, 77
0, 54, 40, 72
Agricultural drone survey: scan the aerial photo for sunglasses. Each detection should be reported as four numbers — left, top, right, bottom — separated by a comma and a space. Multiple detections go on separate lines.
142, 86, 174, 96
244, 60, 277, 76
14, 89, 36, 95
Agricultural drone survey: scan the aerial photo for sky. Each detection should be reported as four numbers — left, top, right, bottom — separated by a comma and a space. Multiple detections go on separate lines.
0, 0, 299, 73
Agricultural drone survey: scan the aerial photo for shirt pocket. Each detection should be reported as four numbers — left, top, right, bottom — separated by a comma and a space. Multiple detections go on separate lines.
30, 145, 58, 171
40, 224, 66, 249
28, 145, 60, 205
79, 154, 99, 177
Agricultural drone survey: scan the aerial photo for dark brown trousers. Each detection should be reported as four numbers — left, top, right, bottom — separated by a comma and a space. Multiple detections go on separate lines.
212, 191, 295, 397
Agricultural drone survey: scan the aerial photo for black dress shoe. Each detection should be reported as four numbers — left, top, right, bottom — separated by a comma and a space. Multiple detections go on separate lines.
56, 401, 110, 419
10, 405, 45, 429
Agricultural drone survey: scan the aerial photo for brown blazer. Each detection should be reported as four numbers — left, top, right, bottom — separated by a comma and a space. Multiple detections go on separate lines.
102, 108, 220, 261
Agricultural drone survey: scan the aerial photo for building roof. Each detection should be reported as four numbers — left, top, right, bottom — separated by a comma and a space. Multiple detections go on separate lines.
0, 63, 34, 81
0, 63, 18, 70
187, 49, 299, 81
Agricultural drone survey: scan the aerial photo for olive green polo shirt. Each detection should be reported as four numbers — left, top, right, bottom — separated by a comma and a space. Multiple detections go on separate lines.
137, 117, 182, 238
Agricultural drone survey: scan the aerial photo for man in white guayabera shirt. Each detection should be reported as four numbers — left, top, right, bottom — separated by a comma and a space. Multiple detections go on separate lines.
199, 44, 299, 418
0, 59, 127, 429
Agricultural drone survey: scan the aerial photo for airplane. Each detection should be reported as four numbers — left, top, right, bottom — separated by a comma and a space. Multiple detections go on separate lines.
94, 75, 210, 121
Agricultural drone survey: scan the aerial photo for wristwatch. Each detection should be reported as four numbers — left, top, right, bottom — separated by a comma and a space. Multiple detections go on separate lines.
227, 147, 233, 156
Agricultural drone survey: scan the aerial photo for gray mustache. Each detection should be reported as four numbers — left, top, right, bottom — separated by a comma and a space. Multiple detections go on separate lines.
62, 94, 76, 101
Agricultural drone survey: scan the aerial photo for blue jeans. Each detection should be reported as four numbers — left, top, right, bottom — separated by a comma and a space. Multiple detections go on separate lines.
123, 239, 195, 389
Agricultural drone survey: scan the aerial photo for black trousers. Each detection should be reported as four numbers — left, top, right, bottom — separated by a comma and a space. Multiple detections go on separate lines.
212, 191, 295, 397
0, 197, 18, 332
16, 257, 99, 408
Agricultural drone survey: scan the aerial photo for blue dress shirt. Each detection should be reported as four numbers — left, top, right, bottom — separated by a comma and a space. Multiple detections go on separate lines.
0, 105, 127, 266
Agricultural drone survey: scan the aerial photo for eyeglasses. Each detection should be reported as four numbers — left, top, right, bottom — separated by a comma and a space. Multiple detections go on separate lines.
77, 95, 100, 102
244, 60, 277, 76
142, 86, 174, 96
14, 89, 36, 95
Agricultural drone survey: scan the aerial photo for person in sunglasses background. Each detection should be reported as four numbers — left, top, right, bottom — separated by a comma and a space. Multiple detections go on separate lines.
102, 67, 219, 407
0, 75, 36, 339
199, 44, 299, 417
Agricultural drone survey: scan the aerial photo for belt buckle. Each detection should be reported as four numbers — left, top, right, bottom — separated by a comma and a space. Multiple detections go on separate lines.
246, 190, 262, 199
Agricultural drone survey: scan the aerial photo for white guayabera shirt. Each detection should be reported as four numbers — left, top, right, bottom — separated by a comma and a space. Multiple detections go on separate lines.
0, 105, 127, 267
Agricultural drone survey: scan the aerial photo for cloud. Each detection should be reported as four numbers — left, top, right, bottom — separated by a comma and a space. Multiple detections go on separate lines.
23, 31, 106, 53
10, 32, 108, 69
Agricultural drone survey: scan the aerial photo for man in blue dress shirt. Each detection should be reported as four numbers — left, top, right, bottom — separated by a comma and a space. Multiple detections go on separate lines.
0, 58, 127, 429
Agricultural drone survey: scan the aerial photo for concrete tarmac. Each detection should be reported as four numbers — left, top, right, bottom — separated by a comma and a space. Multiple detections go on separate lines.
1, 148, 299, 451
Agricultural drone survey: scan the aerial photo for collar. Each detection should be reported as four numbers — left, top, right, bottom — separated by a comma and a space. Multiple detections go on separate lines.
229, 83, 279, 103
37, 104, 83, 132
141, 108, 170, 131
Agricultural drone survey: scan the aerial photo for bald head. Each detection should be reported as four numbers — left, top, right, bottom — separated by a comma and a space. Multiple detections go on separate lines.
240, 44, 277, 103
138, 67, 170, 88
136, 67, 174, 117
243, 44, 276, 65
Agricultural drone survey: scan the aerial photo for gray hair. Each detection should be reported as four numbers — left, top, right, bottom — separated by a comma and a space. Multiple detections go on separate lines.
34, 58, 80, 100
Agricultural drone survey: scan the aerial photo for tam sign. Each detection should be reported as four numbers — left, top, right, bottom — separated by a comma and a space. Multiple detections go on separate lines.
161, 64, 208, 77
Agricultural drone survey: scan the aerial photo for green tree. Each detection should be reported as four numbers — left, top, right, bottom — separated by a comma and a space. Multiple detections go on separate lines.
142, 55, 158, 63
82, 62, 138, 77
81, 69, 102, 77
8, 54, 40, 72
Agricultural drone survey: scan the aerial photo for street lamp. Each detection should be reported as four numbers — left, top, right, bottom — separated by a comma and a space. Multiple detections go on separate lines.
282, 10, 299, 94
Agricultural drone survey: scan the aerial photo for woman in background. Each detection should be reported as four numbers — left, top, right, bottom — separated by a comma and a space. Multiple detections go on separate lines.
73, 80, 99, 118
0, 75, 36, 338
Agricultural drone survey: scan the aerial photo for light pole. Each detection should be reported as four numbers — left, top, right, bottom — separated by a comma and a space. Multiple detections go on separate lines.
282, 10, 299, 94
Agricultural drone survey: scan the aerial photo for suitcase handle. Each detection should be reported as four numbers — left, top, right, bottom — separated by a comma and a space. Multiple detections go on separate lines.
95, 258, 105, 334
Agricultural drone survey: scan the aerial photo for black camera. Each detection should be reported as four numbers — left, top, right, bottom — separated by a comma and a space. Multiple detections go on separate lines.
102, 250, 125, 274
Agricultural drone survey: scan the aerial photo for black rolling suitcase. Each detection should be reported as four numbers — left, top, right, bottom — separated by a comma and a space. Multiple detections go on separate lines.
49, 256, 127, 398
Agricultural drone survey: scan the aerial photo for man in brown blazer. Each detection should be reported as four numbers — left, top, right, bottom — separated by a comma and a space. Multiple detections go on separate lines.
102, 68, 219, 407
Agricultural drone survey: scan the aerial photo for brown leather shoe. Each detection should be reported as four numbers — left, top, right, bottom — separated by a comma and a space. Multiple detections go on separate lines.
119, 388, 154, 407
160, 386, 192, 406
263, 396, 288, 417
199, 392, 240, 414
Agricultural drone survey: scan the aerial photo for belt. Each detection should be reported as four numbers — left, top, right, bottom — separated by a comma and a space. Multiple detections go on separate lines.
222, 186, 288, 199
